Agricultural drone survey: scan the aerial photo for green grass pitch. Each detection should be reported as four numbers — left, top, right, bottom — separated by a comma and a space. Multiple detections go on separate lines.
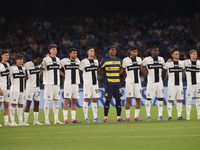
0, 105, 200, 150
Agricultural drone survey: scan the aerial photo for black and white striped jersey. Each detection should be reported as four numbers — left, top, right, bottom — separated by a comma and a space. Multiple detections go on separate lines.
142, 56, 165, 83
0, 62, 10, 90
60, 58, 80, 85
25, 61, 41, 88
122, 56, 142, 84
184, 59, 200, 85
41, 56, 61, 85
10, 65, 25, 92
79, 58, 98, 85
163, 60, 184, 86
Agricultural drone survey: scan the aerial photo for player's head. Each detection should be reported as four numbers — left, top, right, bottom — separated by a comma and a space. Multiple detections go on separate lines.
87, 46, 95, 58
48, 44, 57, 56
130, 46, 138, 57
0, 50, 9, 62
34, 53, 43, 65
69, 47, 77, 59
151, 46, 159, 57
189, 49, 197, 60
108, 45, 116, 57
14, 54, 24, 66
171, 48, 179, 60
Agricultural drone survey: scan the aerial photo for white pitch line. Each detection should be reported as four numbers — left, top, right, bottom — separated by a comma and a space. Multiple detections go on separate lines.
1, 126, 199, 136
1, 134, 199, 139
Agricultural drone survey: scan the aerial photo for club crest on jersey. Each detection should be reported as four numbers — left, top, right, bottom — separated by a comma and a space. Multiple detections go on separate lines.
85, 94, 88, 97
0, 97, 2, 100
169, 95, 171, 98
67, 93, 69, 96
28, 95, 30, 98
159, 60, 161, 62
48, 95, 50, 98
14, 99, 16, 102
129, 93, 131, 95
105, 93, 108, 96
148, 93, 150, 96
188, 93, 190, 96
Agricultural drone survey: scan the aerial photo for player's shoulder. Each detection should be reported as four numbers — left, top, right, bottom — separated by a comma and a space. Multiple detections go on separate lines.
6, 62, 10, 68
61, 58, 69, 63
183, 59, 190, 63
123, 57, 130, 61
136, 56, 142, 61
158, 56, 164, 60
115, 56, 121, 61
81, 58, 87, 62
143, 56, 151, 61
75, 58, 80, 63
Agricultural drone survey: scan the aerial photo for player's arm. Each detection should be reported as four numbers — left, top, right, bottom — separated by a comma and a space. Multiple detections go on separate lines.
0, 88, 3, 96
119, 68, 125, 74
97, 67, 102, 74
59, 70, 65, 77
140, 66, 148, 75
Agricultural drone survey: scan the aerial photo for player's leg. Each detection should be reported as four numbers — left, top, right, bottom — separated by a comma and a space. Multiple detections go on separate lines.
176, 86, 185, 120
71, 98, 81, 123
83, 85, 91, 123
133, 84, 142, 121
44, 85, 52, 124
63, 98, 70, 124
125, 97, 131, 121
10, 91, 19, 126
167, 85, 175, 120
186, 84, 194, 120
195, 83, 200, 119
18, 93, 25, 126
104, 84, 113, 122
24, 100, 32, 124
167, 100, 173, 120
53, 85, 61, 124
3, 102, 10, 126
0, 101, 2, 127
157, 83, 167, 120
91, 84, 101, 122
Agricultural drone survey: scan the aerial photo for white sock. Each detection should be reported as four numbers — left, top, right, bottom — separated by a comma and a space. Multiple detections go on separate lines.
186, 97, 192, 117
176, 102, 182, 117
92, 102, 97, 119
125, 109, 130, 118
4, 115, 8, 125
53, 100, 59, 122
196, 99, 200, 117
135, 109, 140, 118
17, 107, 23, 123
83, 101, 88, 119
71, 110, 76, 120
145, 100, 151, 117
167, 102, 172, 117
158, 101, 163, 117
63, 109, 68, 121
34, 112, 39, 123
44, 100, 51, 123
24, 112, 29, 123
10, 106, 15, 123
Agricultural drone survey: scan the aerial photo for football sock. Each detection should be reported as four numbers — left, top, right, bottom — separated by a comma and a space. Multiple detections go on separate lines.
135, 109, 140, 118
34, 112, 39, 123
145, 100, 151, 117
104, 100, 110, 117
176, 102, 182, 117
92, 102, 97, 119
53, 100, 59, 122
125, 109, 130, 118
71, 110, 76, 120
44, 100, 50, 123
158, 101, 163, 117
10, 106, 15, 123
186, 97, 192, 116
63, 109, 68, 120
167, 102, 172, 117
24, 112, 29, 123
83, 101, 88, 119
115, 100, 121, 116
4, 115, 8, 125
17, 107, 23, 123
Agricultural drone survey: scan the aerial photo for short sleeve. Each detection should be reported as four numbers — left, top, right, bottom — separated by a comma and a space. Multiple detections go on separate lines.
24, 62, 29, 70
9, 67, 13, 76
122, 58, 127, 69
142, 58, 147, 67
162, 58, 165, 66
79, 60, 84, 71
163, 62, 169, 70
181, 61, 185, 69
99, 58, 106, 68
60, 59, 64, 68
40, 59, 46, 69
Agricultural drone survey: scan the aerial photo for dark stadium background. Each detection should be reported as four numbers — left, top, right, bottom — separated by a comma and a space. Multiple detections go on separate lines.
0, 0, 200, 88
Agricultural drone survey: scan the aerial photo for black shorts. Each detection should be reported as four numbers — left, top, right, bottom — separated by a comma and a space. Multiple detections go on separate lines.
104, 84, 123, 99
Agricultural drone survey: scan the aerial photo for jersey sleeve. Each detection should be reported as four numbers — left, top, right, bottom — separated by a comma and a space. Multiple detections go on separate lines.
142, 58, 147, 67
162, 58, 165, 67
181, 61, 185, 69
96, 60, 99, 67
9, 67, 13, 76
24, 62, 29, 70
60, 59, 64, 68
163, 62, 169, 70
79, 60, 84, 71
40, 58, 46, 69
99, 58, 106, 68
122, 58, 127, 69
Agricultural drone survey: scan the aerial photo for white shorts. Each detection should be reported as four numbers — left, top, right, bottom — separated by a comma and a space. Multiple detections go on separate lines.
25, 87, 40, 101
44, 84, 60, 101
0, 89, 10, 103
10, 91, 25, 104
187, 83, 200, 98
64, 84, 79, 99
146, 82, 164, 99
168, 85, 183, 100
83, 84, 100, 99
126, 83, 141, 98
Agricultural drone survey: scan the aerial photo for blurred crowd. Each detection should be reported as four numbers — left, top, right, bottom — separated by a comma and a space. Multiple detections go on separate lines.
1, 12, 200, 87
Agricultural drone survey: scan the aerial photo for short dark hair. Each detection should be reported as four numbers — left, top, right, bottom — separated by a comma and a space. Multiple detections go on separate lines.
0, 50, 9, 56
108, 45, 116, 51
131, 46, 138, 51
86, 46, 94, 52
152, 46, 158, 50
48, 44, 57, 50
171, 48, 179, 55
34, 53, 43, 60
14, 54, 24, 60
68, 47, 77, 54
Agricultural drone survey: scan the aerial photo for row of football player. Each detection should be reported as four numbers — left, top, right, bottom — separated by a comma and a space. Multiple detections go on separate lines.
0, 44, 200, 127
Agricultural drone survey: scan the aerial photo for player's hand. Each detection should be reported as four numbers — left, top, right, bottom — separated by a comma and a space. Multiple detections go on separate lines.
0, 89, 3, 96
147, 71, 149, 75
167, 59, 172, 62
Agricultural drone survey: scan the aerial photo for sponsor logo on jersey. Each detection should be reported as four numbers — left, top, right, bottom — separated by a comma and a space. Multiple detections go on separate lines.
105, 93, 108, 96
28, 95, 30, 98
67, 93, 69, 96
188, 93, 190, 96
148, 93, 150, 96
169, 95, 171, 98
14, 99, 16, 102
0, 97, 2, 100
85, 94, 88, 97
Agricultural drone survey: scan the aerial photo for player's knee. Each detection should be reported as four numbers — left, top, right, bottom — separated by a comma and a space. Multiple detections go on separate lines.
4, 102, 9, 108
168, 100, 173, 103
92, 98, 97, 103
71, 99, 77, 104
11, 103, 17, 108
177, 100, 182, 103
115, 97, 120, 101
0, 102, 2, 107
158, 98, 163, 101
64, 99, 70, 104
18, 104, 23, 108
84, 98, 90, 102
